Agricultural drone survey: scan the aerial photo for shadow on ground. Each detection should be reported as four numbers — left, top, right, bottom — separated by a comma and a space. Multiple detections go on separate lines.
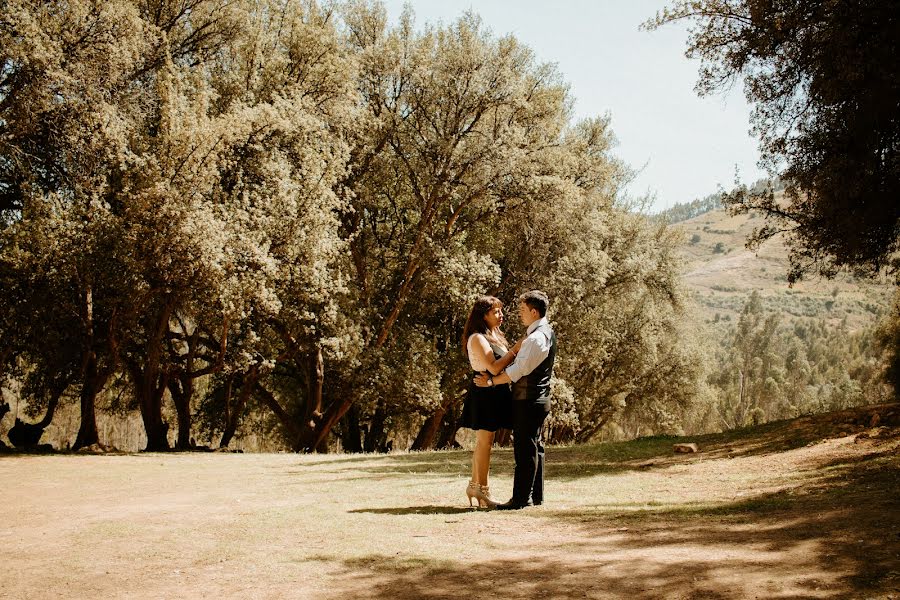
348, 505, 475, 515
338, 451, 899, 599
333, 405, 900, 599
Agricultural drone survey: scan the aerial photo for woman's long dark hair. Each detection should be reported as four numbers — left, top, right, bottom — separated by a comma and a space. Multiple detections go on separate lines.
462, 295, 508, 356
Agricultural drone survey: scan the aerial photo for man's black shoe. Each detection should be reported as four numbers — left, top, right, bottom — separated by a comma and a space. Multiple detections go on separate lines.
496, 500, 532, 510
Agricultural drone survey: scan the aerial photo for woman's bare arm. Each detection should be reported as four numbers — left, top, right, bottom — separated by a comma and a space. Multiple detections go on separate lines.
473, 337, 525, 387
471, 334, 518, 375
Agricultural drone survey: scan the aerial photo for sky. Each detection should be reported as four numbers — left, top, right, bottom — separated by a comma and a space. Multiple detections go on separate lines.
380, 0, 769, 213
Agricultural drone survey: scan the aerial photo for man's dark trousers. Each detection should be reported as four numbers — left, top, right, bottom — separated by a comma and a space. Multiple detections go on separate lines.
510, 399, 550, 505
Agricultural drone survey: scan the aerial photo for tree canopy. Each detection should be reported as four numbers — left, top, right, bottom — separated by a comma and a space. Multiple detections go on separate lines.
646, 0, 900, 283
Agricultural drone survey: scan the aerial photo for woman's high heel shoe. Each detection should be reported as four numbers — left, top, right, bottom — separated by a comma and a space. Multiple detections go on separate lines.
466, 481, 481, 507
465, 481, 497, 509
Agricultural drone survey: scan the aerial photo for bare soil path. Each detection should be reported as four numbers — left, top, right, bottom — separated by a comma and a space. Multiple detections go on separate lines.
2, 405, 899, 599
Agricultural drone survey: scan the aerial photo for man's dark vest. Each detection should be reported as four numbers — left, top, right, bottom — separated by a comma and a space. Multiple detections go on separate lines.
511, 322, 557, 402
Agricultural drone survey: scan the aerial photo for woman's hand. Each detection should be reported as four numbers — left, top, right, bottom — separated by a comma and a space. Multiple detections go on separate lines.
512, 338, 524, 354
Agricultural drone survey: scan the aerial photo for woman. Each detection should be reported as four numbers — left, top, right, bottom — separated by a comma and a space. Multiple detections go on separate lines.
461, 295, 520, 508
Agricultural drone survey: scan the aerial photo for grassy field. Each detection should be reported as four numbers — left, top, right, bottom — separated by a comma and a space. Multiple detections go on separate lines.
2, 404, 899, 599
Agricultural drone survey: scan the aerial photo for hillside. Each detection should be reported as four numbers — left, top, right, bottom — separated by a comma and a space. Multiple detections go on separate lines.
671, 203, 894, 329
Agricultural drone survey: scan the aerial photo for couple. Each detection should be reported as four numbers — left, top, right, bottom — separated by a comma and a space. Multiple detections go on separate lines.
461, 290, 557, 510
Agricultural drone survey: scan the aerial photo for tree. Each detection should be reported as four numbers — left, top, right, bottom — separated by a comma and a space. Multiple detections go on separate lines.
0, 0, 166, 449
704, 292, 889, 428
198, 0, 364, 453
646, 1, 900, 283
1, 0, 355, 451
293, 5, 576, 450
129, 0, 357, 451
718, 291, 781, 427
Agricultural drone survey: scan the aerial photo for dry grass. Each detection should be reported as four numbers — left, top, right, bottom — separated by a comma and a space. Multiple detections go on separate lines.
2, 404, 899, 599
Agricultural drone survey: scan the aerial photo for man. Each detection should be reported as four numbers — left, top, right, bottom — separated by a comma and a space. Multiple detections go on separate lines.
474, 290, 557, 510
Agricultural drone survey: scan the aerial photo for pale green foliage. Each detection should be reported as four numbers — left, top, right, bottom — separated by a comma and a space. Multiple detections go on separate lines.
708, 292, 889, 429
357, 331, 444, 416
423, 247, 501, 317
544, 375, 579, 441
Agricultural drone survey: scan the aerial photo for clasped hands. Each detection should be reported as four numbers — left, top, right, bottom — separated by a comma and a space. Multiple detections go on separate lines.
473, 372, 493, 387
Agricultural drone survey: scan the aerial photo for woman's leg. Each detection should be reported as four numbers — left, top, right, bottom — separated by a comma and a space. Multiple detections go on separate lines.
472, 429, 495, 485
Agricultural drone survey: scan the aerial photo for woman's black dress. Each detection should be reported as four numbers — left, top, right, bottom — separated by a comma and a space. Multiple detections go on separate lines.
461, 338, 514, 432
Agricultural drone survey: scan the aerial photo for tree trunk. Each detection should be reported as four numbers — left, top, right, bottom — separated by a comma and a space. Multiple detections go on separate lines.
296, 348, 328, 452
38, 381, 66, 429
134, 302, 174, 452
494, 428, 511, 446
74, 284, 102, 450
254, 382, 304, 448
306, 347, 324, 422
435, 414, 461, 449
137, 372, 170, 451
168, 377, 193, 450
7, 380, 65, 447
574, 412, 614, 444
364, 405, 388, 453
74, 353, 104, 450
220, 378, 252, 448
169, 327, 213, 450
132, 362, 170, 452
217, 376, 235, 447
411, 391, 462, 451
340, 404, 363, 453
411, 409, 445, 451
304, 396, 352, 452
0, 347, 11, 381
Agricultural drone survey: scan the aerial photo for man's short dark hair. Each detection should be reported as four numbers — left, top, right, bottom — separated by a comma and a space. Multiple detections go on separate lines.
519, 290, 549, 317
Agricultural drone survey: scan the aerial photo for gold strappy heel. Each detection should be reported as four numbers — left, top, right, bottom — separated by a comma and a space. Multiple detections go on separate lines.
465, 481, 497, 509
466, 481, 480, 507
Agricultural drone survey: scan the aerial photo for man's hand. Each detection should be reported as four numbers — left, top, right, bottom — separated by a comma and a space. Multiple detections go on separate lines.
474, 373, 491, 387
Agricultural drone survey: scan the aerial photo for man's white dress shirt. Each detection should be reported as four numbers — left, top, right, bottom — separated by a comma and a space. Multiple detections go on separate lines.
505, 317, 552, 383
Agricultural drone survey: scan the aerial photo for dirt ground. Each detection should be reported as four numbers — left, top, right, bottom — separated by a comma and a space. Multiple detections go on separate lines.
2, 405, 899, 599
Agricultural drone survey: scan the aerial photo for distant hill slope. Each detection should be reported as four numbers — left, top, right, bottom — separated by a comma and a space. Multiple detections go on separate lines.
656, 178, 785, 225
654, 192, 723, 224
671, 201, 893, 329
